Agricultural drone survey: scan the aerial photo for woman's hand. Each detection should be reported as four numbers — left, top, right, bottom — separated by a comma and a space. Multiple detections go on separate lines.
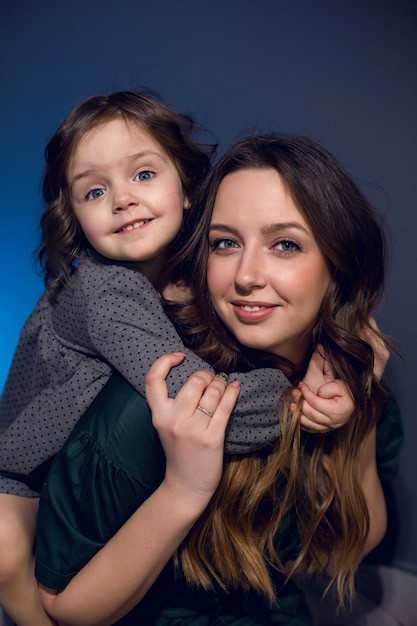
146, 353, 240, 510
39, 355, 240, 626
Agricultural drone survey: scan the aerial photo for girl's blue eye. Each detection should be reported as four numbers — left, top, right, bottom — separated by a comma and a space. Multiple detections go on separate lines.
86, 188, 105, 200
136, 170, 155, 182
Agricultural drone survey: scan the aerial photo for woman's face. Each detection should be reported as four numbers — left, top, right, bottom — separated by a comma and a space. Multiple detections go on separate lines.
207, 168, 331, 365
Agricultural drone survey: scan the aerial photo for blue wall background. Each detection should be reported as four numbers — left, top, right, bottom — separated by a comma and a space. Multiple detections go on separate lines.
1, 0, 416, 573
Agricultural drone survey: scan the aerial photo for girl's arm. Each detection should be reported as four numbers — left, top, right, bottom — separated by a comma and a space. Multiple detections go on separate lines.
39, 354, 240, 626
88, 267, 289, 453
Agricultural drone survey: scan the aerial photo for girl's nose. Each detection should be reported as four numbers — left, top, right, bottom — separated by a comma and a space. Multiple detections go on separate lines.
234, 251, 267, 291
112, 185, 139, 213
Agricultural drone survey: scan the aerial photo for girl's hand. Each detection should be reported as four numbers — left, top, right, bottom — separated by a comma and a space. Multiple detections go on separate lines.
146, 353, 240, 509
293, 347, 353, 434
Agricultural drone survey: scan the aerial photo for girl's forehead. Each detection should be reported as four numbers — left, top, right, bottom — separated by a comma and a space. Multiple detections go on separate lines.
68, 118, 168, 172
75, 118, 153, 149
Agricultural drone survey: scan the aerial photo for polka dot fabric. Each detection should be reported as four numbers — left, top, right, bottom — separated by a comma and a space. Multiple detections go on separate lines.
0, 249, 289, 495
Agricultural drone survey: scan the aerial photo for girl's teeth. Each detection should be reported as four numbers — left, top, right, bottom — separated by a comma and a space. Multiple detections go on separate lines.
122, 220, 146, 231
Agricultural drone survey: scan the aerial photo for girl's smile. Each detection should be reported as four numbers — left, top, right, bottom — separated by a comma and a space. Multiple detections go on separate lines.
115, 218, 153, 234
207, 168, 331, 365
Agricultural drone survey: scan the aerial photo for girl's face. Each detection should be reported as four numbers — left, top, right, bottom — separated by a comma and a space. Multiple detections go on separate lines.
67, 118, 187, 282
207, 168, 330, 365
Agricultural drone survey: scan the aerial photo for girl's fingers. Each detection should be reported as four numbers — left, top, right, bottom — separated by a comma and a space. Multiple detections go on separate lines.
299, 416, 332, 434
298, 381, 331, 411
299, 407, 332, 429
303, 348, 328, 394
322, 355, 335, 381
297, 380, 353, 430
315, 380, 345, 401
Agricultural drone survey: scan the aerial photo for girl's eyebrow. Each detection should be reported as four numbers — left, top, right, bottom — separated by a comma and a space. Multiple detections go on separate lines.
69, 150, 167, 185
209, 222, 309, 236
69, 169, 100, 186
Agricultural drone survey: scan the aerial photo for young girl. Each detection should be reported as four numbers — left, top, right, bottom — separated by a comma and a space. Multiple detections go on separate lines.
34, 134, 399, 625
0, 95, 352, 625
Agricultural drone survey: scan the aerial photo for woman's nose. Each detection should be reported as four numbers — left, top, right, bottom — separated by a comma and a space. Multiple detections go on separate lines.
234, 251, 267, 291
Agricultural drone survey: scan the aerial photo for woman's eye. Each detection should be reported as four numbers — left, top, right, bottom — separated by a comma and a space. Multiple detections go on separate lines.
135, 170, 155, 182
211, 238, 238, 251
275, 239, 300, 253
86, 188, 105, 201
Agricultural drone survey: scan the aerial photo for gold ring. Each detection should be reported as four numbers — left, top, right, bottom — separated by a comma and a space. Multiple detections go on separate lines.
216, 372, 228, 382
197, 405, 213, 417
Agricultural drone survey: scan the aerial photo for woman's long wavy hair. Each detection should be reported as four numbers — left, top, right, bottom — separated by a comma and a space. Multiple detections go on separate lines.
38, 90, 215, 301
166, 135, 389, 605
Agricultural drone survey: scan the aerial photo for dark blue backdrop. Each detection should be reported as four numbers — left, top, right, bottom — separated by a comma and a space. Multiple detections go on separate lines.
1, 0, 416, 573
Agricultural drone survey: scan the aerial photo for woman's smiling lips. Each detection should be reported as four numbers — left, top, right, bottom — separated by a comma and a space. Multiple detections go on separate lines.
232, 301, 278, 322
115, 218, 152, 234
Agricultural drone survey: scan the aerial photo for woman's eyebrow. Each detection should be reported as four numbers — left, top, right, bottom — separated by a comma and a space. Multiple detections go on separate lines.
209, 223, 240, 235
260, 222, 309, 236
209, 222, 309, 235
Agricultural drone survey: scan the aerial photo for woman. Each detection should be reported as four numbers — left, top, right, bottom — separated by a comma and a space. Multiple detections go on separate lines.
35, 134, 399, 625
